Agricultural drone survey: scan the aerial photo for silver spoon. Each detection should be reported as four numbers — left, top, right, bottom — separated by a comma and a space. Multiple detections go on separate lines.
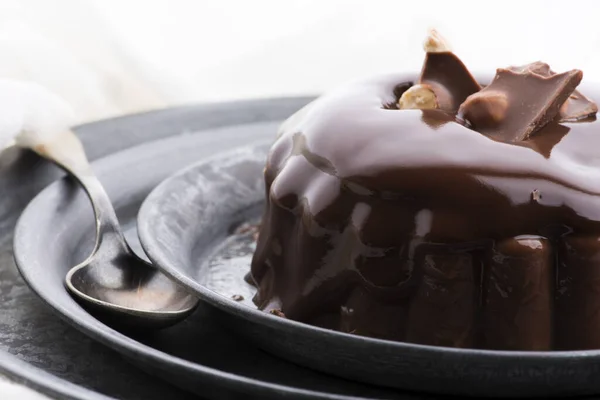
33, 130, 198, 329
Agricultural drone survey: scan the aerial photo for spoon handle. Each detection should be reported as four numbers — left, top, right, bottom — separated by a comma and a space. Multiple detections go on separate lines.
33, 131, 125, 241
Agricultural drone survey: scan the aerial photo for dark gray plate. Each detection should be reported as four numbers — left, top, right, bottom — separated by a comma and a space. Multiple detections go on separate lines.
1, 98, 318, 400
138, 143, 600, 399
13, 119, 423, 399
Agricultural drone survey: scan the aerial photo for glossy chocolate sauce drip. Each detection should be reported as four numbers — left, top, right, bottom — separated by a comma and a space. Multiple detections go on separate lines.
250, 32, 600, 350
556, 236, 600, 350
482, 236, 553, 350
406, 251, 476, 348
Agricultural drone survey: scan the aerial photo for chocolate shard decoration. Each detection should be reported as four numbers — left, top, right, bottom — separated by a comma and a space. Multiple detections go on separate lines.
559, 90, 598, 121
419, 52, 481, 113
458, 63, 583, 142
399, 30, 480, 112
508, 61, 598, 122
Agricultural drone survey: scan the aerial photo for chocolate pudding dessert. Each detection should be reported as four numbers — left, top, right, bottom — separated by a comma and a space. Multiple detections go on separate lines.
249, 30, 600, 351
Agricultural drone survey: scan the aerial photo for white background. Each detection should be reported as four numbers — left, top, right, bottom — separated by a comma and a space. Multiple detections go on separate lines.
2, 0, 600, 397
1, 0, 600, 123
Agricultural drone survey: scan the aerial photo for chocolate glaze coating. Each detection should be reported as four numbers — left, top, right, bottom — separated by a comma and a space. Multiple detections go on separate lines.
556, 236, 600, 350
250, 72, 600, 350
483, 236, 553, 350
405, 251, 476, 348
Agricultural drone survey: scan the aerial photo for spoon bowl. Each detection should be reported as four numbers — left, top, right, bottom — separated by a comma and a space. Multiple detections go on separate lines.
34, 130, 198, 329
66, 245, 198, 330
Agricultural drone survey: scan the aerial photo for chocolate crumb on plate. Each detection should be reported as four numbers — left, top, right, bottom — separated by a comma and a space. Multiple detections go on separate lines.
231, 294, 244, 302
235, 222, 260, 242
269, 309, 286, 318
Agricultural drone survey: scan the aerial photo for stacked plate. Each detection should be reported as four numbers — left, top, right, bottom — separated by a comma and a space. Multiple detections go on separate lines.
3, 97, 600, 400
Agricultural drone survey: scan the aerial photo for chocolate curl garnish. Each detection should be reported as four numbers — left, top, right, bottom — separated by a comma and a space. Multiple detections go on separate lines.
508, 62, 598, 122
458, 63, 583, 142
399, 29, 480, 112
